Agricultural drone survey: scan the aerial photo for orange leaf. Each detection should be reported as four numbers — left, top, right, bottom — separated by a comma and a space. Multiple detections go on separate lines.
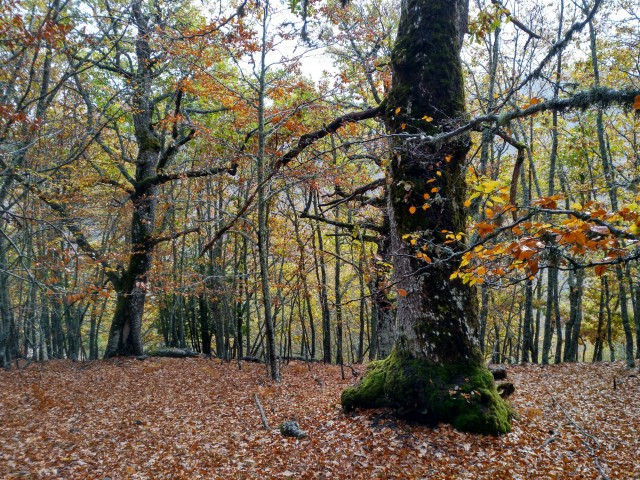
476, 221, 497, 236
634, 95, 640, 110
409, 206, 417, 214
594, 264, 608, 276
397, 288, 408, 297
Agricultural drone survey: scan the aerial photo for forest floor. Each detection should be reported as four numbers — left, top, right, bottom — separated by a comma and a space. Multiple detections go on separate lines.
1, 358, 639, 479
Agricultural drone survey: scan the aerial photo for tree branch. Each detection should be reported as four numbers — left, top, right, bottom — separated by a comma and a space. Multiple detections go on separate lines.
320, 178, 385, 209
491, 0, 541, 39
199, 106, 382, 255
150, 227, 200, 246
408, 86, 640, 148
139, 163, 237, 189
275, 105, 382, 169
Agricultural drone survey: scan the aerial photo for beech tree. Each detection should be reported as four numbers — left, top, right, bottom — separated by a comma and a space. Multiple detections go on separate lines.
335, 0, 639, 433
338, 0, 512, 434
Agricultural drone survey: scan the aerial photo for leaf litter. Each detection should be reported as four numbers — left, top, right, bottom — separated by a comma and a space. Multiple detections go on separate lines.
0, 359, 638, 479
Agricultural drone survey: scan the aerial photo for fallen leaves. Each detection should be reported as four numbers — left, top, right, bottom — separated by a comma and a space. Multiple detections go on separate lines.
0, 360, 638, 479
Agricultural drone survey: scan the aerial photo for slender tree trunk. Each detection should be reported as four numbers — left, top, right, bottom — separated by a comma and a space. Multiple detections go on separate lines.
542, 255, 556, 364
521, 280, 534, 363
604, 276, 615, 361
256, 0, 279, 381
584, 6, 635, 367
593, 282, 605, 362
0, 235, 13, 368
374, 230, 395, 358
357, 246, 366, 363
564, 269, 584, 362
633, 274, 640, 359
312, 193, 332, 363
553, 275, 562, 364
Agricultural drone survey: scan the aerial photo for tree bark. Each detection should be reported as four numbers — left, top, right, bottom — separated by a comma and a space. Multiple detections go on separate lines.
342, 0, 510, 435
104, 2, 160, 358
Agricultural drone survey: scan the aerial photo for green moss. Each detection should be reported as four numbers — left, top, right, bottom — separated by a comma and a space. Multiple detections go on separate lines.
341, 351, 512, 435
139, 132, 161, 152
341, 360, 386, 408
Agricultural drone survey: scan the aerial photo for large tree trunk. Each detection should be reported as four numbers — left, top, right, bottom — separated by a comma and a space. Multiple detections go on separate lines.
104, 1, 159, 358
341, 0, 510, 435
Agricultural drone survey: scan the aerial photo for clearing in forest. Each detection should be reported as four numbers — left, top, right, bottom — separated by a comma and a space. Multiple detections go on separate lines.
0, 359, 638, 479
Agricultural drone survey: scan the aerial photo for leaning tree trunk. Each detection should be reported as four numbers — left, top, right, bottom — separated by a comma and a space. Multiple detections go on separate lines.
342, 0, 510, 435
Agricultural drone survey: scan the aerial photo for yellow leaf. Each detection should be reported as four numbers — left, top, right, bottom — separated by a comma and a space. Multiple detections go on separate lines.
464, 199, 471, 207
445, 155, 452, 163
395, 107, 401, 114
436, 171, 442, 176
449, 272, 458, 280
422, 115, 433, 122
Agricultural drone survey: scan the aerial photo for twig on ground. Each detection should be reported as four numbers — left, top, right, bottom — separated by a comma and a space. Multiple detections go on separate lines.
254, 393, 271, 431
550, 395, 610, 480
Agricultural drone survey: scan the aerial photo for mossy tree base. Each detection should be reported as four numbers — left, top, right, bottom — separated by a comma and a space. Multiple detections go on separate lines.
341, 352, 512, 435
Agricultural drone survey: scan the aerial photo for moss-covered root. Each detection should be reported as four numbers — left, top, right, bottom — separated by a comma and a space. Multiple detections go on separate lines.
341, 353, 512, 435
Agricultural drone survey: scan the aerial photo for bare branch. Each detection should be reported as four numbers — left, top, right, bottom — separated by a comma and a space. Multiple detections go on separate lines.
150, 227, 200, 246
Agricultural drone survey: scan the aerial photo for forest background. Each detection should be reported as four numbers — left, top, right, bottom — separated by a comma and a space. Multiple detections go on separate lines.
1, 0, 640, 375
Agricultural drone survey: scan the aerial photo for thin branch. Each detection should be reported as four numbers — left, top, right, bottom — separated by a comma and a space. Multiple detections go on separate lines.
150, 227, 200, 246
498, 0, 603, 108
200, 106, 382, 255
139, 163, 237, 188
320, 178, 385, 208
253, 393, 271, 431
491, 0, 541, 39
275, 105, 382, 169
300, 211, 385, 233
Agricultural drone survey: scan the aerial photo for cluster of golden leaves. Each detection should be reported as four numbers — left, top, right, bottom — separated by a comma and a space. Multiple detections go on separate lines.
1, 359, 639, 479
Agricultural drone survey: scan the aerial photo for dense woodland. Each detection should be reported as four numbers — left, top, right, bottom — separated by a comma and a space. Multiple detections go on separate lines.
1, 0, 640, 439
